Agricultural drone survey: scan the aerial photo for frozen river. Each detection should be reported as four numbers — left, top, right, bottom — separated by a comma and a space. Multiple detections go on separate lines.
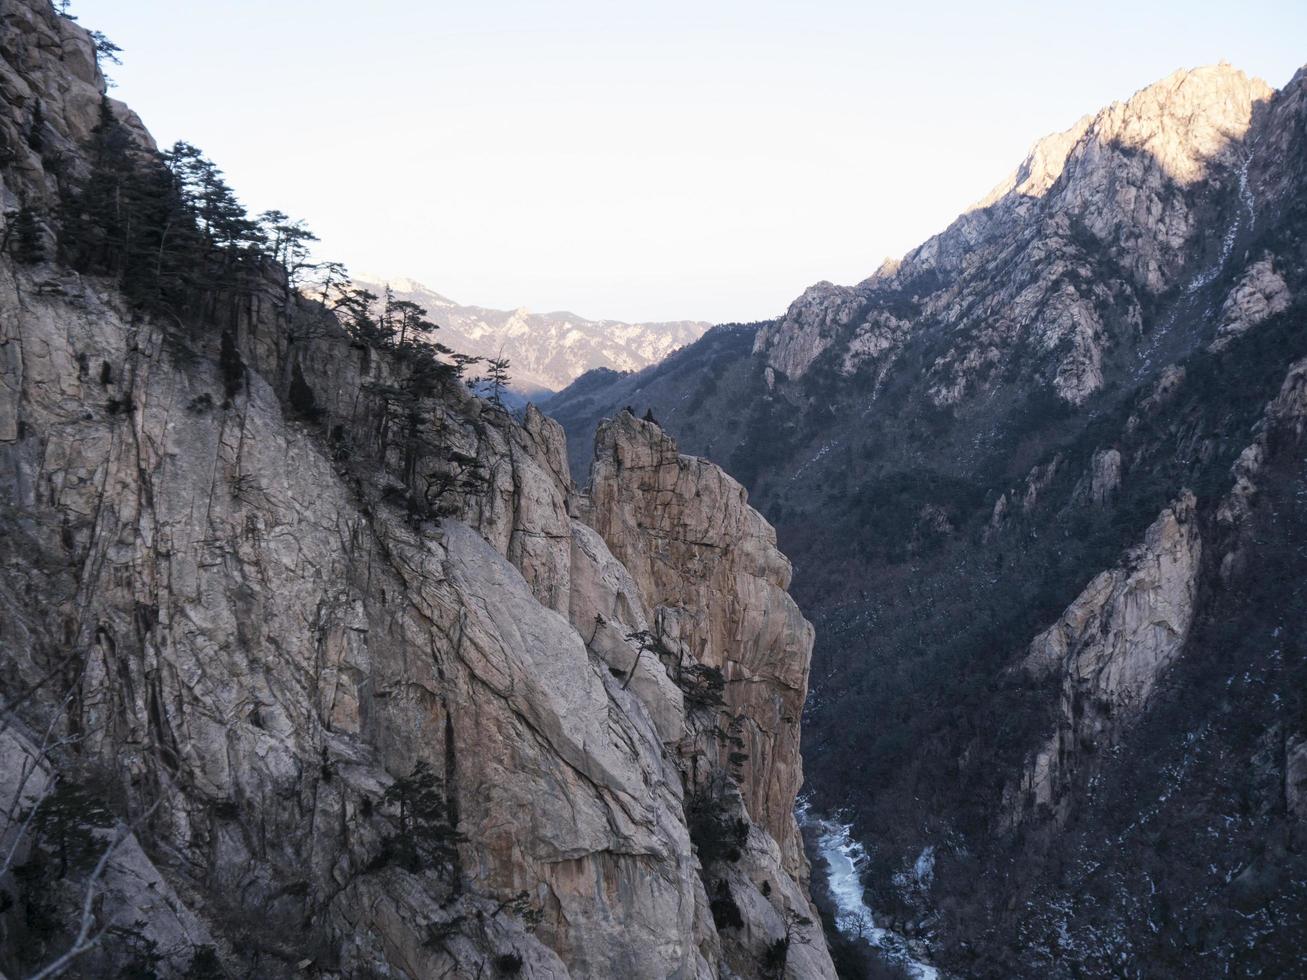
806, 811, 939, 980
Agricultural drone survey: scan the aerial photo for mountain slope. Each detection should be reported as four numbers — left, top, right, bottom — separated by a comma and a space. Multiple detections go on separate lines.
353, 274, 709, 398
548, 62, 1307, 976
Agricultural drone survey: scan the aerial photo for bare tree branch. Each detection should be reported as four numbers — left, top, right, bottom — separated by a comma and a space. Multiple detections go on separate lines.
0, 649, 82, 739
23, 800, 162, 980
0, 690, 82, 875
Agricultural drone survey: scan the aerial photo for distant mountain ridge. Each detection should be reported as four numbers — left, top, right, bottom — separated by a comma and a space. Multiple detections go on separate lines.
353, 275, 710, 397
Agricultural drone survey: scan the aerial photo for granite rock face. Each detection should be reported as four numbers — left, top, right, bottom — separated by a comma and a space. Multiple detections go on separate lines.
752, 63, 1274, 406
583, 413, 814, 879
0, 3, 832, 976
1086, 448, 1123, 506
752, 280, 866, 382
1014, 494, 1202, 823
0, 0, 152, 203
1211, 255, 1291, 350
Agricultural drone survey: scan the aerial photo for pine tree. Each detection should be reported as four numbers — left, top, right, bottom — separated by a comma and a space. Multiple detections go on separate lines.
376, 762, 464, 876
25, 782, 115, 880
88, 30, 122, 71
452, 351, 483, 380
484, 355, 511, 406
312, 260, 349, 306
257, 209, 317, 287
333, 286, 384, 346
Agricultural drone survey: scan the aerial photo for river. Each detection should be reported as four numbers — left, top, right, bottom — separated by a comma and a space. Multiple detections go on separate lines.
804, 808, 940, 980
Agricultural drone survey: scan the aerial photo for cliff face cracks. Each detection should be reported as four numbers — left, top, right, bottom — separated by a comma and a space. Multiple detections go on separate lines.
0, 3, 832, 976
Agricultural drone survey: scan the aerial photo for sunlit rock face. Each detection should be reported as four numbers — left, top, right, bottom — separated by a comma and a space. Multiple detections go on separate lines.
583, 413, 814, 878
0, 2, 833, 976
753, 63, 1274, 406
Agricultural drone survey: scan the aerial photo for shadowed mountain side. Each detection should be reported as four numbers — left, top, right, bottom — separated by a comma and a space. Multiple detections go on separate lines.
544, 62, 1307, 976
543, 322, 764, 481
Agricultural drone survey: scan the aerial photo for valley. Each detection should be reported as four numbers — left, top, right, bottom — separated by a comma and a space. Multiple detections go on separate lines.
0, 0, 1304, 976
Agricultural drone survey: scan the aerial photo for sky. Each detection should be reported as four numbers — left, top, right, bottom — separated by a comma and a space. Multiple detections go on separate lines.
77, 0, 1307, 324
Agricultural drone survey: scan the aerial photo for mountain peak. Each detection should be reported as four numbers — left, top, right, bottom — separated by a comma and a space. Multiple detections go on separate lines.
1092, 61, 1273, 183
973, 62, 1272, 222
762, 60, 1287, 398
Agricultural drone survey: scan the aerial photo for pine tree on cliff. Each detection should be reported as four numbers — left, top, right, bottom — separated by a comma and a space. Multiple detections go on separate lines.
59, 101, 189, 311
87, 29, 122, 82
59, 97, 133, 273
257, 209, 317, 289
59, 107, 278, 325
389, 296, 443, 350
483, 354, 511, 406
375, 762, 465, 881
332, 285, 384, 346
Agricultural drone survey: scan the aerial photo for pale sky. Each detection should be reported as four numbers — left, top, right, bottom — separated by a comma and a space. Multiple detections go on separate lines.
79, 0, 1306, 324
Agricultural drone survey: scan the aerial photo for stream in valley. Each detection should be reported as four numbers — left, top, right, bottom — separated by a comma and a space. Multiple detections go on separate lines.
803, 807, 940, 980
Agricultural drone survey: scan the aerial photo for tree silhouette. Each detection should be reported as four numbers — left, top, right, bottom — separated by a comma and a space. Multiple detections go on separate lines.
482, 354, 511, 405
374, 762, 464, 879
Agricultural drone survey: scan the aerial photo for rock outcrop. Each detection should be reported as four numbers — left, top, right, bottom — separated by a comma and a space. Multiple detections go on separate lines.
0, 3, 832, 977
1211, 255, 1291, 350
1014, 493, 1202, 823
576, 413, 833, 978
1289, 737, 1307, 822
752, 281, 866, 382
583, 414, 814, 878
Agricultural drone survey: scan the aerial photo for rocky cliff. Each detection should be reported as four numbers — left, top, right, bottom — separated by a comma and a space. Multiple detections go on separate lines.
582, 415, 813, 878
1013, 493, 1201, 826
0, 3, 832, 977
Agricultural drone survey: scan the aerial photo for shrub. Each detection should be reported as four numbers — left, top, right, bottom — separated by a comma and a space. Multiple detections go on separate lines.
687, 790, 747, 865
709, 880, 743, 930
493, 952, 524, 975
762, 936, 789, 975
